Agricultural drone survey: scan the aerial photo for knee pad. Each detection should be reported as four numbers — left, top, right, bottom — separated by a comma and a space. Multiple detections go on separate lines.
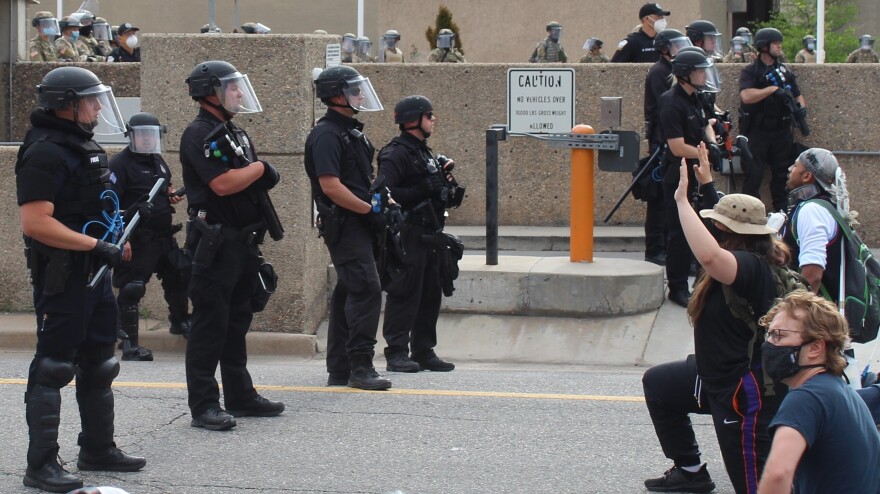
78, 356, 120, 389
118, 281, 146, 306
32, 357, 76, 388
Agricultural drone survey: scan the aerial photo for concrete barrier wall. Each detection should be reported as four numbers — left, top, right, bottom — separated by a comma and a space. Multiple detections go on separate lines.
3, 35, 880, 334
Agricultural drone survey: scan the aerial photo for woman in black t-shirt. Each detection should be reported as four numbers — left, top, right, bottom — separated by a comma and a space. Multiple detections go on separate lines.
642, 144, 790, 494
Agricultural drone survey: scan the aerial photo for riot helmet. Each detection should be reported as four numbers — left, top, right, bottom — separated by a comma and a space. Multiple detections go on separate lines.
730, 36, 746, 54
546, 21, 562, 42
92, 17, 111, 41
383, 30, 401, 49
60, 15, 85, 33
200, 24, 221, 34
241, 22, 271, 34
754, 28, 784, 52
314, 65, 383, 113
356, 36, 372, 57
735, 27, 752, 45
685, 20, 722, 59
653, 29, 691, 57
437, 28, 455, 49
342, 33, 356, 52
32, 11, 59, 37
672, 47, 716, 91
125, 112, 166, 154
36, 66, 126, 135
186, 61, 263, 114
72, 11, 94, 27
860, 34, 875, 51
802, 35, 816, 52
583, 37, 603, 52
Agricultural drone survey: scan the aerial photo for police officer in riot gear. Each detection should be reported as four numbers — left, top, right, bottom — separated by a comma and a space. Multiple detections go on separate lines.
110, 112, 191, 362
378, 95, 460, 373
180, 60, 285, 431
305, 65, 393, 390
739, 28, 806, 212
16, 66, 146, 492
685, 20, 723, 61
657, 47, 716, 307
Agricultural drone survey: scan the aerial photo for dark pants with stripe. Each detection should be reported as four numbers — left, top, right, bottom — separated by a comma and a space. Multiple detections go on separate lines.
643, 355, 782, 494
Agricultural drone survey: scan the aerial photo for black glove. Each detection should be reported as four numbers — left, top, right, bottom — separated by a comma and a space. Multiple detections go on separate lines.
707, 143, 723, 172
363, 210, 386, 233
422, 173, 446, 196
255, 161, 280, 190
92, 240, 123, 268
123, 201, 152, 224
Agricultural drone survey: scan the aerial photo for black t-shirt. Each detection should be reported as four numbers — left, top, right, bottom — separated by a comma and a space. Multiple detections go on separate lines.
695, 251, 778, 383
304, 109, 375, 210
611, 29, 660, 63
644, 57, 672, 146
179, 108, 262, 228
109, 147, 174, 231
658, 84, 708, 183
738, 58, 801, 116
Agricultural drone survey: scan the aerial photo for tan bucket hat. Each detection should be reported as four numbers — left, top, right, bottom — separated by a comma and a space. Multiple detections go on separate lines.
699, 194, 776, 235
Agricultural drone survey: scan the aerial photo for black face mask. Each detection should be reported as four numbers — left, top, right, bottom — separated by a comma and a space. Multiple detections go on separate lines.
761, 341, 824, 382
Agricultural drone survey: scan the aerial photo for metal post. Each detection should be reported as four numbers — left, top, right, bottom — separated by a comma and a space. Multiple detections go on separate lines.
208, 0, 217, 32
485, 127, 505, 265
570, 125, 595, 262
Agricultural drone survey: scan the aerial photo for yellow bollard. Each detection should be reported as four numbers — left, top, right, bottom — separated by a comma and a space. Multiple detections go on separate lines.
570, 124, 594, 262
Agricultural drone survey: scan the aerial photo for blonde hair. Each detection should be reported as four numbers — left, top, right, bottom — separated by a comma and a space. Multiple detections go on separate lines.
759, 290, 850, 376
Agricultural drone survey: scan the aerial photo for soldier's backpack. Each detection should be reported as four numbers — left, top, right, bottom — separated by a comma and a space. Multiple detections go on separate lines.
793, 199, 880, 343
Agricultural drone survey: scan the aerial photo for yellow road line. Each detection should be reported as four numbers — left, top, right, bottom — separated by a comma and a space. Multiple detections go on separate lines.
0, 378, 644, 402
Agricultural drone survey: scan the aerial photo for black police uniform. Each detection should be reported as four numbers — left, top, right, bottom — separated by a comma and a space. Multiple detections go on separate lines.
377, 132, 447, 363
110, 148, 190, 348
109, 46, 140, 62
304, 109, 382, 381
179, 107, 267, 418
739, 59, 802, 211
15, 108, 131, 480
641, 56, 673, 261
611, 29, 661, 63
658, 84, 709, 295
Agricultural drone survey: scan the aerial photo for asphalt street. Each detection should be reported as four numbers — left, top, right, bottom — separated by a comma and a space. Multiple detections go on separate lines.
0, 351, 734, 494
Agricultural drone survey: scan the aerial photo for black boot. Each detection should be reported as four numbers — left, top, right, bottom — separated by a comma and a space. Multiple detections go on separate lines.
23, 456, 83, 493
77, 447, 146, 472
119, 303, 153, 361
386, 352, 421, 373
348, 355, 392, 390
412, 350, 455, 372
166, 291, 191, 338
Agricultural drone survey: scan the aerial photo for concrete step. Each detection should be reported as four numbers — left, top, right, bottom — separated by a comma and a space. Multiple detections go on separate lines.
445, 225, 645, 252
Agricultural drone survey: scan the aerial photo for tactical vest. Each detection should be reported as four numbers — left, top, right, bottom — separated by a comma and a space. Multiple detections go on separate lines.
17, 127, 112, 235
544, 40, 560, 62
311, 117, 375, 207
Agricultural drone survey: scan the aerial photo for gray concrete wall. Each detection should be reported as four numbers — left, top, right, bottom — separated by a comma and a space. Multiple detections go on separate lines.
3, 34, 880, 335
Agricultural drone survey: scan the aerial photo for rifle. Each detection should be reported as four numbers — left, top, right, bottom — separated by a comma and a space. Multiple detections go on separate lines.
88, 178, 165, 289
603, 145, 663, 223
370, 175, 406, 284
205, 123, 284, 241
781, 88, 810, 136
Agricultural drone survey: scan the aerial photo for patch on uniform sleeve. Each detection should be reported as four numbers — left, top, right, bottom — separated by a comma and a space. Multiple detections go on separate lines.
109, 171, 117, 184
617, 40, 628, 50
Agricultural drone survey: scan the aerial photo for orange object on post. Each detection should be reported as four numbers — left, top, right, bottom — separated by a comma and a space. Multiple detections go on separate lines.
570, 124, 594, 262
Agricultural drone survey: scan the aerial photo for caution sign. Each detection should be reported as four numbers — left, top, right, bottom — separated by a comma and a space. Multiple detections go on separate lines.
507, 68, 575, 134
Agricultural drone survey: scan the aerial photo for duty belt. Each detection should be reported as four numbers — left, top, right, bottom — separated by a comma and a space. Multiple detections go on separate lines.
196, 219, 265, 246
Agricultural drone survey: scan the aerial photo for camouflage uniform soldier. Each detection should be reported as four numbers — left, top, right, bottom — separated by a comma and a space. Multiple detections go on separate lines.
846, 34, 880, 63
379, 30, 404, 63
530, 21, 568, 63
579, 38, 609, 63
55, 15, 86, 62
28, 12, 59, 61
735, 27, 758, 62
341, 33, 356, 63
81, 16, 112, 60
73, 12, 105, 62
722, 36, 749, 63
795, 35, 817, 64
427, 29, 466, 63
354, 36, 376, 63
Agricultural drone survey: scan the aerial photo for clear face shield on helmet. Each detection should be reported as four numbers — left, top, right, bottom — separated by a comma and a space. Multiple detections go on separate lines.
80, 85, 126, 135
861, 37, 874, 51
548, 27, 562, 41
128, 125, 165, 154
437, 34, 454, 49
216, 72, 262, 114
702, 33, 724, 59
252, 23, 271, 34
342, 75, 383, 112
669, 36, 693, 57
740, 32, 751, 45
583, 38, 598, 51
383, 36, 399, 49
92, 22, 110, 40
342, 36, 355, 51
702, 60, 721, 93
356, 39, 372, 56
37, 17, 60, 36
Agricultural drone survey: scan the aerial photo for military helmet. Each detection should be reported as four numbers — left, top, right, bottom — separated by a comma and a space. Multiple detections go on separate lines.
802, 34, 816, 47
685, 20, 719, 43
315, 65, 363, 99
31, 11, 54, 27
438, 28, 455, 37
383, 29, 401, 40
860, 34, 875, 42
59, 15, 85, 30
546, 21, 561, 31
72, 11, 95, 26
731, 36, 746, 45
241, 22, 271, 34
342, 33, 356, 40
37, 66, 105, 109
754, 28, 783, 51
671, 46, 712, 78
186, 60, 238, 99
94, 17, 108, 24
394, 95, 433, 124
736, 27, 751, 37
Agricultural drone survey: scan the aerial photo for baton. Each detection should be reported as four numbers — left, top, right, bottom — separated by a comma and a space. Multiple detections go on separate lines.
603, 145, 663, 223
88, 178, 166, 289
